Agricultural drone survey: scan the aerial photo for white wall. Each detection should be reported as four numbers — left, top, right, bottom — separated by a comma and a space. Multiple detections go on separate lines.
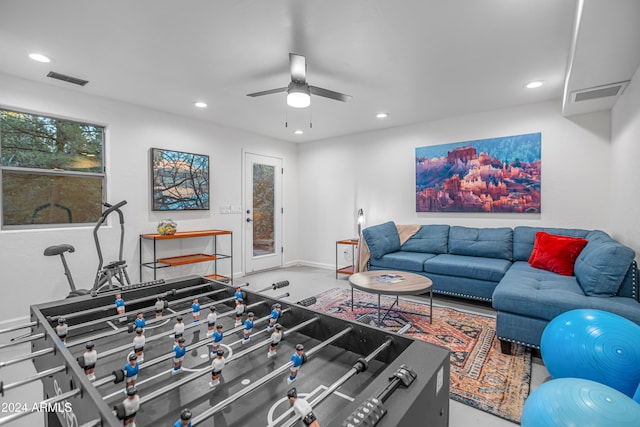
297, 100, 614, 269
611, 65, 640, 254
1, 74, 630, 323
0, 73, 299, 322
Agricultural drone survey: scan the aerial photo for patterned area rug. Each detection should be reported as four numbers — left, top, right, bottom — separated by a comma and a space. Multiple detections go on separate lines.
311, 288, 531, 423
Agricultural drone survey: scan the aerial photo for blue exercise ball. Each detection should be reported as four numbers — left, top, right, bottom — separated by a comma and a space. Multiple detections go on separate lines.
541, 309, 640, 397
522, 378, 640, 427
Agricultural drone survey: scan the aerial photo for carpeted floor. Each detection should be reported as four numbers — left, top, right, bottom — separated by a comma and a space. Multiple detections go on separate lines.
311, 288, 531, 424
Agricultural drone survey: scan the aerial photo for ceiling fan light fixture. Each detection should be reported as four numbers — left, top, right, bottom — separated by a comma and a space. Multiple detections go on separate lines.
287, 82, 311, 108
287, 91, 310, 108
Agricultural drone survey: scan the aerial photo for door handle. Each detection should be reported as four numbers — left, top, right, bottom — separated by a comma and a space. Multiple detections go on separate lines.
246, 218, 253, 222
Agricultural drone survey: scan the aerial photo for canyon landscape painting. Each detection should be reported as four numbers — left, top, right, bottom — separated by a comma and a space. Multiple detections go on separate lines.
415, 133, 541, 213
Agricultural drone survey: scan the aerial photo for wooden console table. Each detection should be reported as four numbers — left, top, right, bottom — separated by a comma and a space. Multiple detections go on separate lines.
139, 229, 232, 283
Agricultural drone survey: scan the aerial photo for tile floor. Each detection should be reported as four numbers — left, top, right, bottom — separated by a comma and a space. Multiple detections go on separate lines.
0, 265, 549, 427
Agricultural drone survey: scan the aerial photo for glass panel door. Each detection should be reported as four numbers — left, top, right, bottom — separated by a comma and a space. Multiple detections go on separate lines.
244, 152, 282, 273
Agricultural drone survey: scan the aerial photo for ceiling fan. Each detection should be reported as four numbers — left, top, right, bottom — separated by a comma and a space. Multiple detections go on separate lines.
247, 53, 352, 108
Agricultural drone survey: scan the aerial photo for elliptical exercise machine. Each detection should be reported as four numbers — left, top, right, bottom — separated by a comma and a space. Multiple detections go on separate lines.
44, 200, 131, 298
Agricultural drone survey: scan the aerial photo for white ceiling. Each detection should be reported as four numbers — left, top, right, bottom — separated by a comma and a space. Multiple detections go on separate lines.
0, 1, 638, 143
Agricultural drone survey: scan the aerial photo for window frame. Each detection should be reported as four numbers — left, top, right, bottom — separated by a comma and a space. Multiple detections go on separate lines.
0, 106, 107, 230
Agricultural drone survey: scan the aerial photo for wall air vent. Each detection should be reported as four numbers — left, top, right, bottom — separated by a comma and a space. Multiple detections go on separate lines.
571, 81, 629, 103
46, 71, 89, 86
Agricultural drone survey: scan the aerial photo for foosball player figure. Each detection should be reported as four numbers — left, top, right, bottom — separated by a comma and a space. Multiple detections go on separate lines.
133, 327, 145, 363
172, 336, 187, 375
173, 316, 185, 345
174, 408, 193, 427
124, 353, 139, 388
234, 298, 245, 327
206, 306, 217, 337
234, 287, 243, 301
134, 312, 146, 332
268, 303, 282, 330
154, 295, 165, 318
287, 344, 307, 384
55, 318, 68, 345
83, 341, 98, 381
242, 312, 255, 344
287, 387, 320, 427
115, 294, 126, 315
120, 386, 140, 427
267, 323, 283, 358
211, 324, 224, 356
191, 298, 201, 322
209, 348, 226, 388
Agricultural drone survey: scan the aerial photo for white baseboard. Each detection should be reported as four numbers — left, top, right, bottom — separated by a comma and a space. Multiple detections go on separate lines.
292, 260, 334, 271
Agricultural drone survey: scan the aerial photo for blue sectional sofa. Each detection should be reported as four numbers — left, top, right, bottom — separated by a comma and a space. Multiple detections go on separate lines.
361, 221, 640, 353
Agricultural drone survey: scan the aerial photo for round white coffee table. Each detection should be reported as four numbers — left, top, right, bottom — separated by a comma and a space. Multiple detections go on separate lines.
348, 270, 433, 324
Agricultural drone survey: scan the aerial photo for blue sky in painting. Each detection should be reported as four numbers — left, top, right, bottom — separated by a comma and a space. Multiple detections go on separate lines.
415, 132, 541, 163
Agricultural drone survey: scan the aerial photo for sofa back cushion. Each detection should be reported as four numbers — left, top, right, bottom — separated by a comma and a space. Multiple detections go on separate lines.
401, 224, 449, 254
362, 221, 401, 259
513, 226, 589, 261
448, 226, 513, 260
574, 230, 636, 296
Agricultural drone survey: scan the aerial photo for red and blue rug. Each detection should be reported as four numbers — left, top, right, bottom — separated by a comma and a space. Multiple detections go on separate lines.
311, 288, 531, 423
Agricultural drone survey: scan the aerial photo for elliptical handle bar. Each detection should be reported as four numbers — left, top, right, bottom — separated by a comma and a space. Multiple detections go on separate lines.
93, 200, 127, 288
101, 200, 127, 225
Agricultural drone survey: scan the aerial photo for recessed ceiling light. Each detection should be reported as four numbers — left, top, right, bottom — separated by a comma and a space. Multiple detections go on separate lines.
294, 130, 304, 135
376, 112, 389, 119
525, 81, 544, 89
194, 101, 207, 108
28, 53, 51, 63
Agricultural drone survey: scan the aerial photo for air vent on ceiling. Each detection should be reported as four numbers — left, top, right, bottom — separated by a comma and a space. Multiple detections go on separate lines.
571, 81, 629, 103
46, 71, 89, 86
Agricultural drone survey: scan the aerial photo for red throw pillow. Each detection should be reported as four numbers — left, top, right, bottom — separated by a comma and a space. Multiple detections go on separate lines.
528, 232, 588, 276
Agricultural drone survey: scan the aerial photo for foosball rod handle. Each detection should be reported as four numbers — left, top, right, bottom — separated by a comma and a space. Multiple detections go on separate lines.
296, 296, 316, 307
272, 280, 290, 289
340, 365, 417, 427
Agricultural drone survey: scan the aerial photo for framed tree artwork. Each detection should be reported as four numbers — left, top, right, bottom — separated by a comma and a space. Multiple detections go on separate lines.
151, 148, 210, 211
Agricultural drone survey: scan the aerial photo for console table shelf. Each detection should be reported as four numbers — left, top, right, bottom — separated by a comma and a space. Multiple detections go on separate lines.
140, 230, 232, 283
157, 254, 218, 266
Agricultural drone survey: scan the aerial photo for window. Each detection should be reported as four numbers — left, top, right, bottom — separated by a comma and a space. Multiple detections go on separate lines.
0, 109, 105, 228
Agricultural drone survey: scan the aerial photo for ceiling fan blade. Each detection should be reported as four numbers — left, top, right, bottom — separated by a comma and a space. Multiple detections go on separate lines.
246, 87, 287, 97
309, 85, 352, 102
289, 53, 306, 83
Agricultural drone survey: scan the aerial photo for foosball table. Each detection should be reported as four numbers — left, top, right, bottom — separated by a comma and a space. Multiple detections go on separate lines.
0, 275, 450, 426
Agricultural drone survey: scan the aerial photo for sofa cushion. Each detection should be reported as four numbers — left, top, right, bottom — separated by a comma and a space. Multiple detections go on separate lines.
401, 225, 449, 254
493, 262, 640, 324
448, 226, 513, 260
362, 221, 401, 259
423, 254, 512, 282
513, 226, 589, 261
369, 251, 436, 272
574, 231, 636, 296
528, 232, 588, 276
